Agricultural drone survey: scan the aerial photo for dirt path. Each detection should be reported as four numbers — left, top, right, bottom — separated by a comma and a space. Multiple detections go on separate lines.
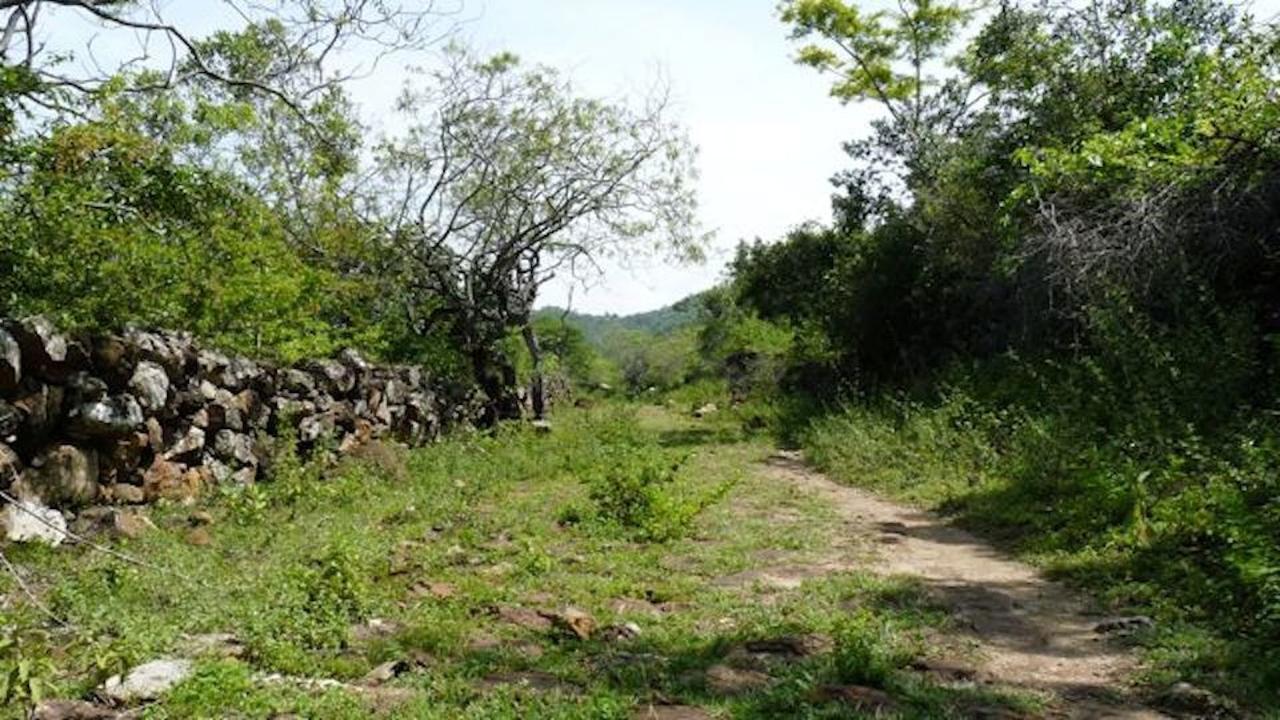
761, 451, 1168, 719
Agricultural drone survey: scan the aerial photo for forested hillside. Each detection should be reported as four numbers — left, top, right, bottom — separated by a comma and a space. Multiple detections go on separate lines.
535, 302, 700, 350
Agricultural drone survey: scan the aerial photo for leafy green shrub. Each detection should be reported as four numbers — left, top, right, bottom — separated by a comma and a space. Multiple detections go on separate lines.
0, 626, 56, 709
570, 407, 730, 542
243, 543, 370, 673
588, 444, 694, 541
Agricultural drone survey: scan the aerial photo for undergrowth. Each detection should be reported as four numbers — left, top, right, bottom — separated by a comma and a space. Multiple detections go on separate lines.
0, 402, 1040, 718
797, 323, 1280, 712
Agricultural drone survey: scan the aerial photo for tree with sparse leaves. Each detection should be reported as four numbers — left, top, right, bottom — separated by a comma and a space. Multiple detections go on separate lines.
375, 47, 703, 420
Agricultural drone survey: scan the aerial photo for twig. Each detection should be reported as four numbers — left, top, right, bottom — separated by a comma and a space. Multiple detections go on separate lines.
0, 549, 67, 627
0, 488, 199, 585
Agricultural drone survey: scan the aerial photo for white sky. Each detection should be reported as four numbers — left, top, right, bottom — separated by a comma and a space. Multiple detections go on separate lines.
41, 0, 1280, 315
451, 1, 876, 314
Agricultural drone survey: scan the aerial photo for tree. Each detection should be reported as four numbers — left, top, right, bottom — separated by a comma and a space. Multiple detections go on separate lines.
781, 0, 977, 194
376, 47, 703, 421
0, 2, 470, 365
0, 1, 454, 130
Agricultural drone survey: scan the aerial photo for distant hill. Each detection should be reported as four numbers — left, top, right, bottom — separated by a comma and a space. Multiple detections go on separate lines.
536, 292, 708, 348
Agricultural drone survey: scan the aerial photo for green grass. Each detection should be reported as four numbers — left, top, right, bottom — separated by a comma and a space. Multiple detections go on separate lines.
0, 403, 1036, 718
800, 395, 1280, 715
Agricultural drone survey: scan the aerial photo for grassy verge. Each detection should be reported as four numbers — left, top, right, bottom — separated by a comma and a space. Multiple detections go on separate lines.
800, 390, 1280, 714
0, 403, 1034, 719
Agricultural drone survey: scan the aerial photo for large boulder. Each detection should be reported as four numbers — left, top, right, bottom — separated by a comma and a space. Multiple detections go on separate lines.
14, 444, 99, 507
0, 327, 19, 395
128, 362, 170, 413
67, 395, 144, 439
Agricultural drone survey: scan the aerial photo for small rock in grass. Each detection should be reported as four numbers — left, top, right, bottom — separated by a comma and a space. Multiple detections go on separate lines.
1159, 681, 1233, 716
704, 664, 770, 695
350, 618, 401, 643
185, 527, 213, 546
466, 633, 503, 653
548, 607, 596, 640
609, 597, 664, 617
599, 622, 643, 643
477, 670, 579, 695
3, 499, 67, 546
632, 705, 714, 720
491, 604, 553, 631
100, 658, 193, 703
178, 633, 244, 659
362, 659, 410, 686
478, 561, 516, 578
32, 699, 129, 720
410, 581, 456, 600
813, 684, 897, 713
187, 510, 214, 527
742, 633, 833, 659
110, 510, 155, 539
1093, 616, 1154, 635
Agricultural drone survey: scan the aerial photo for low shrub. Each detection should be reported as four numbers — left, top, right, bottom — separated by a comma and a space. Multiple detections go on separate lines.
569, 407, 731, 542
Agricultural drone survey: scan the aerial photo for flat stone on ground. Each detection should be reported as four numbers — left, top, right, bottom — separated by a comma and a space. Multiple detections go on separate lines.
100, 658, 194, 703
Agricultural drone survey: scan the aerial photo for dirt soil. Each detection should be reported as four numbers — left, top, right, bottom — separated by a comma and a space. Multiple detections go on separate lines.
760, 451, 1169, 720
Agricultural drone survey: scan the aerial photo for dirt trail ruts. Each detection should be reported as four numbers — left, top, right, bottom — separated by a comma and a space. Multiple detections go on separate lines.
761, 451, 1168, 720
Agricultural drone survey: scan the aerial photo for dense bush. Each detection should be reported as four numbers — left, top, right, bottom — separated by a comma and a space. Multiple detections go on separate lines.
561, 407, 731, 541
680, 0, 1280, 708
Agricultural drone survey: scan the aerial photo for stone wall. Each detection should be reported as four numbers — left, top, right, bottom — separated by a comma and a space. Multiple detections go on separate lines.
0, 316, 478, 518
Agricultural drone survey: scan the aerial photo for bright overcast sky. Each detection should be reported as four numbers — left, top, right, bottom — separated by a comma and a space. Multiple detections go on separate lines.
51, 0, 1279, 315
449, 1, 874, 315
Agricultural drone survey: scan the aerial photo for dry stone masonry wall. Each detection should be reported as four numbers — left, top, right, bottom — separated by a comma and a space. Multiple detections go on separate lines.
0, 316, 478, 528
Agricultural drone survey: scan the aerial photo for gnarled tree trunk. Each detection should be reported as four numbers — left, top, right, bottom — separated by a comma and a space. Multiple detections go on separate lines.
521, 324, 546, 420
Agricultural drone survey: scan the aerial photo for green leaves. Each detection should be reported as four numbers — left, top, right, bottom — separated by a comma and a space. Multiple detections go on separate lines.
781, 0, 974, 115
